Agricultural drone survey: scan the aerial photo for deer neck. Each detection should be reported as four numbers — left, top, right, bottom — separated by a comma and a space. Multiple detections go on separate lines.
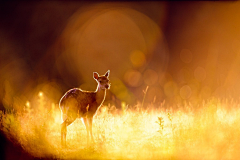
95, 86, 106, 105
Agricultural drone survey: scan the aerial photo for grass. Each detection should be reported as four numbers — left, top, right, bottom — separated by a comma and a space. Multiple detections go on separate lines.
1, 97, 240, 159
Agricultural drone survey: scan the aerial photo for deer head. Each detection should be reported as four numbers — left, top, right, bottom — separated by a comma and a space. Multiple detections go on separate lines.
93, 70, 110, 90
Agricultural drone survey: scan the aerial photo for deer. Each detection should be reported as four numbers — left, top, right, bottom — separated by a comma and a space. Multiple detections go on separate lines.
59, 70, 110, 147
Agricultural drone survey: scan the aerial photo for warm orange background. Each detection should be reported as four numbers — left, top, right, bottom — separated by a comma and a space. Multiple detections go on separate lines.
1, 1, 240, 110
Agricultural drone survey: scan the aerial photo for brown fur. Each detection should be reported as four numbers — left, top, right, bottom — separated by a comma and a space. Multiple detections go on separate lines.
59, 70, 110, 147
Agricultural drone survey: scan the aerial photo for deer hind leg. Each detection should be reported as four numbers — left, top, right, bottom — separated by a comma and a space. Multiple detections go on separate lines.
61, 98, 78, 147
61, 115, 77, 147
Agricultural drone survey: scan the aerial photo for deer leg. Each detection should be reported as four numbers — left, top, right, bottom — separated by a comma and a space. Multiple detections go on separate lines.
61, 121, 67, 147
88, 117, 95, 143
83, 117, 90, 145
61, 116, 76, 147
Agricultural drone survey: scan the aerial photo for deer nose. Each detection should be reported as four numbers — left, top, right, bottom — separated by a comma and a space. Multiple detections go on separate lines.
105, 84, 109, 89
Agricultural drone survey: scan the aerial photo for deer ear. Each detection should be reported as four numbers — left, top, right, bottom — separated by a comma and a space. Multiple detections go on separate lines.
93, 72, 99, 79
105, 70, 110, 77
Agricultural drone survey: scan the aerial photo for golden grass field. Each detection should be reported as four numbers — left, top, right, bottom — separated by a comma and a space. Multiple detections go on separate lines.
1, 97, 240, 160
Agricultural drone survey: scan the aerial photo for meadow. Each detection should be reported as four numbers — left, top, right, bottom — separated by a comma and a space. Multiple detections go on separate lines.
1, 96, 240, 160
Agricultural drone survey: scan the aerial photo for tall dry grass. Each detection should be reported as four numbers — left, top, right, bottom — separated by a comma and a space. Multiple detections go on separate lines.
1, 97, 240, 159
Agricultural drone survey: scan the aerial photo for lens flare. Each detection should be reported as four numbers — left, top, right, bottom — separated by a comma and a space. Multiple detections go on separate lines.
25, 101, 30, 107
124, 69, 143, 87
38, 91, 43, 97
130, 50, 146, 68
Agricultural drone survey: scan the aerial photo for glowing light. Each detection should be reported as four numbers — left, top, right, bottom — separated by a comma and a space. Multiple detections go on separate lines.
130, 50, 146, 68
124, 69, 143, 87
2, 94, 240, 159
58, 7, 164, 82
38, 91, 43, 97
180, 49, 192, 63
26, 101, 30, 107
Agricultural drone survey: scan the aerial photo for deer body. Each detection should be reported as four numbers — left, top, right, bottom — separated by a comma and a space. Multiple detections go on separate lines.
59, 70, 110, 147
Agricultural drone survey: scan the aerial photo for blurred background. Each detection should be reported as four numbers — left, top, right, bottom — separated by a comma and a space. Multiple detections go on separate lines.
1, 1, 240, 111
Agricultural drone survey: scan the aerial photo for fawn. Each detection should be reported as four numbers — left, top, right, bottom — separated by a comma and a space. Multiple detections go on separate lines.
59, 70, 110, 147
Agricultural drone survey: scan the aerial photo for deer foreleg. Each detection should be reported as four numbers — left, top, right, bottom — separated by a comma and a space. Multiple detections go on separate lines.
61, 121, 67, 147
88, 117, 95, 143
83, 117, 90, 145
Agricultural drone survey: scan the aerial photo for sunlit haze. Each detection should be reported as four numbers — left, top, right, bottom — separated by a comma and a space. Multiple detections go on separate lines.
1, 1, 240, 159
